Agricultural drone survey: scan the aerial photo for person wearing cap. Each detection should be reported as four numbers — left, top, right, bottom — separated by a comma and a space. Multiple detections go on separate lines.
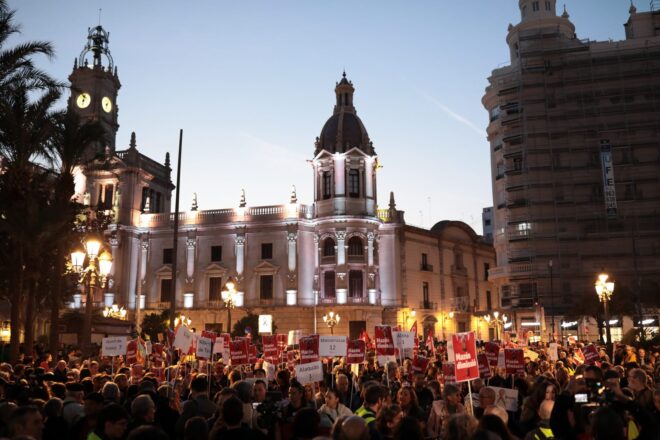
62, 382, 85, 427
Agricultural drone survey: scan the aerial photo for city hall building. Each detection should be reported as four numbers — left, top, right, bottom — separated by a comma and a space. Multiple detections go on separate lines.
69, 26, 497, 341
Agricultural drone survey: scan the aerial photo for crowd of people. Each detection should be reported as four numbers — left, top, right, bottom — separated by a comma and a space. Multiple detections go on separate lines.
0, 338, 657, 440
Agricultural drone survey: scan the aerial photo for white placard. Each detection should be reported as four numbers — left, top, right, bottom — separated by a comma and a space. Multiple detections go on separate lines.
259, 315, 273, 334
548, 343, 559, 361
173, 326, 194, 352
145, 341, 152, 356
392, 331, 415, 349
377, 355, 396, 366
263, 361, 276, 381
288, 329, 302, 346
102, 337, 127, 357
212, 339, 224, 355
447, 336, 455, 362
196, 337, 213, 359
497, 350, 505, 369
319, 336, 347, 357
490, 386, 520, 412
295, 360, 324, 385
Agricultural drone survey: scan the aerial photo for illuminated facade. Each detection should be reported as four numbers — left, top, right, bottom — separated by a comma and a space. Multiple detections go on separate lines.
70, 27, 497, 338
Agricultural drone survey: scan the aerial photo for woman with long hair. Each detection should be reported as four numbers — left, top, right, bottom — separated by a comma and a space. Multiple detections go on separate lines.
397, 386, 426, 431
375, 404, 402, 440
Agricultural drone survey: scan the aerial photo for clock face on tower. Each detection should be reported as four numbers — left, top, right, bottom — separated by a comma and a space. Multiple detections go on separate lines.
102, 96, 113, 113
76, 92, 91, 109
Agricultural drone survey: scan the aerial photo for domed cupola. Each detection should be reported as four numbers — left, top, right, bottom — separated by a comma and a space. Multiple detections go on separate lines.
315, 72, 375, 156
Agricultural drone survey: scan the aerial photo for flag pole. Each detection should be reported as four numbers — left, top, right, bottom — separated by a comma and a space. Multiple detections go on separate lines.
169, 129, 183, 328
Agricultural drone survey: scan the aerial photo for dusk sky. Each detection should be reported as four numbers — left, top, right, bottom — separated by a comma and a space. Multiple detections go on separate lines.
11, 1, 639, 233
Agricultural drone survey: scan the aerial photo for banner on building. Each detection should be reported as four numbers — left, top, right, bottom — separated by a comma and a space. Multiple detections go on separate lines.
600, 139, 617, 218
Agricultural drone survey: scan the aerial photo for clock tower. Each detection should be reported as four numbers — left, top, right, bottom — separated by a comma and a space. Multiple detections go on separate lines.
68, 25, 121, 161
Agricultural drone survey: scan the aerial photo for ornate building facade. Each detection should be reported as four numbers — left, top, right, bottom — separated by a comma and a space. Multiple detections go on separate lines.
70, 26, 497, 340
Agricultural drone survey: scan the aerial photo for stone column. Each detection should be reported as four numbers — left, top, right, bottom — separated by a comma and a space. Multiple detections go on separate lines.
186, 237, 196, 283
367, 231, 375, 267
334, 155, 345, 196
235, 235, 245, 276
336, 231, 346, 266
287, 232, 297, 272
138, 239, 148, 309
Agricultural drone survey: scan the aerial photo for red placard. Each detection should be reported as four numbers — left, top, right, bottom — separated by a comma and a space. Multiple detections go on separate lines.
262, 335, 279, 361
347, 340, 366, 364
375, 325, 395, 356
151, 343, 165, 367
299, 335, 320, 364
412, 356, 429, 373
248, 344, 258, 364
230, 339, 249, 365
484, 342, 500, 366
452, 332, 479, 383
583, 344, 599, 365
478, 353, 492, 379
442, 362, 456, 384
126, 339, 141, 365
504, 348, 525, 374
276, 334, 288, 350
201, 331, 217, 344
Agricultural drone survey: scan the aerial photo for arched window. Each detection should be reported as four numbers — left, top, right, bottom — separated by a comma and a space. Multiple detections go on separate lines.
323, 238, 335, 257
347, 236, 363, 256
324, 271, 336, 298
349, 270, 363, 298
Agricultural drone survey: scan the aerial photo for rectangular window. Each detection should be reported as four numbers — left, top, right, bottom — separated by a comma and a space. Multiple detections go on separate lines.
163, 248, 173, 264
423, 282, 429, 303
260, 275, 273, 300
141, 187, 149, 212
422, 253, 428, 266
261, 243, 273, 260
209, 277, 223, 301
513, 156, 523, 171
155, 192, 162, 213
484, 263, 490, 280
211, 245, 222, 262
545, 1, 551, 11
349, 270, 363, 298
533, 1, 539, 11
324, 271, 336, 298
160, 278, 173, 303
348, 169, 360, 198
486, 290, 492, 310
322, 171, 332, 199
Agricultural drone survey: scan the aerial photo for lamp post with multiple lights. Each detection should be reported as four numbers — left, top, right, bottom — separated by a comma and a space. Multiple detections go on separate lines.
484, 311, 508, 341
595, 273, 614, 345
323, 311, 340, 334
221, 277, 238, 335
71, 234, 113, 358
440, 311, 454, 340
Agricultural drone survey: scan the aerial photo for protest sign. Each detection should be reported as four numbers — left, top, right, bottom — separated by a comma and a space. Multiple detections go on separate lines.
288, 329, 302, 346
375, 325, 395, 356
173, 326, 194, 352
447, 336, 455, 362
151, 343, 165, 367
484, 342, 500, 366
262, 334, 279, 361
347, 340, 366, 364
196, 336, 213, 360
295, 360, 324, 385
319, 336, 347, 357
490, 386, 520, 412
504, 348, 525, 374
201, 331, 217, 343
452, 332, 479, 382
276, 334, 288, 350
583, 344, 599, 365
248, 344, 258, 364
299, 335, 320, 364
478, 353, 492, 379
442, 362, 456, 384
412, 356, 429, 373
101, 337, 127, 357
548, 342, 559, 361
230, 339, 249, 365
392, 331, 416, 350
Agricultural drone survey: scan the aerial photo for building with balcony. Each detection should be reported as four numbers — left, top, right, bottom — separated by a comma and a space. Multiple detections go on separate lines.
69, 27, 496, 339
483, 1, 660, 338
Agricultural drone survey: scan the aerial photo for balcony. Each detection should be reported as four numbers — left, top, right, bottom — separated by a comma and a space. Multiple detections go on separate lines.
318, 296, 380, 306
419, 301, 437, 310
451, 265, 468, 276
420, 263, 434, 272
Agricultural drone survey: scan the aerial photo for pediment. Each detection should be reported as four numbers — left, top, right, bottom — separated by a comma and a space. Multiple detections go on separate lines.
155, 265, 172, 275
254, 260, 280, 275
205, 263, 228, 273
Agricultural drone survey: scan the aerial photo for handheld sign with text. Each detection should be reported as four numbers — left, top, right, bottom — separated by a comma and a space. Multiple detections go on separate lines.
477, 353, 492, 379
295, 360, 324, 385
548, 342, 559, 361
504, 348, 525, 374
196, 337, 213, 360
375, 325, 395, 356
230, 339, 249, 365
491, 386, 520, 412
276, 334, 288, 350
452, 332, 479, 382
583, 344, 599, 365
262, 335, 279, 361
346, 340, 366, 364
248, 344, 258, 364
392, 331, 416, 350
299, 335, 320, 364
412, 356, 429, 373
173, 325, 194, 352
319, 336, 347, 357
288, 329, 302, 346
102, 337, 127, 357
484, 342, 500, 366
126, 339, 142, 365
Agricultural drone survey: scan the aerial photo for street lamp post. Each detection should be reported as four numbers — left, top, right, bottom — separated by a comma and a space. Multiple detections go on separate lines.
484, 311, 508, 341
549, 260, 555, 341
71, 235, 113, 358
323, 311, 340, 335
221, 277, 237, 335
402, 309, 416, 330
595, 273, 614, 345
